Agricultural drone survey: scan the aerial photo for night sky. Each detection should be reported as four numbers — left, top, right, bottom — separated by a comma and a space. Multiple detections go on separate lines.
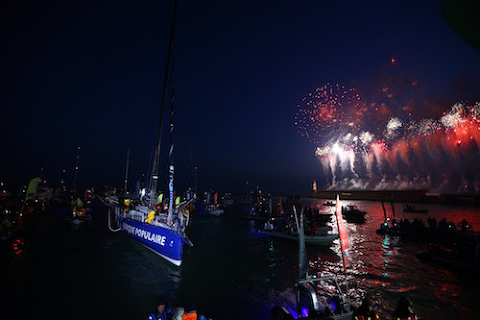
1, 0, 479, 197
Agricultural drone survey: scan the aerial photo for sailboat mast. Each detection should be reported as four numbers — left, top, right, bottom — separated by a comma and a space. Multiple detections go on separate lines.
150, 0, 178, 208
167, 48, 175, 225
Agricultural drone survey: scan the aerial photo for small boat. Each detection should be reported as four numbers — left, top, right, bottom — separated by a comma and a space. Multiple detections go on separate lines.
376, 218, 405, 237
67, 211, 92, 224
403, 203, 428, 213
219, 193, 234, 206
206, 204, 224, 216
196, 192, 224, 216
259, 228, 338, 246
65, 197, 92, 223
259, 214, 338, 246
197, 203, 224, 216
417, 240, 480, 270
341, 205, 366, 223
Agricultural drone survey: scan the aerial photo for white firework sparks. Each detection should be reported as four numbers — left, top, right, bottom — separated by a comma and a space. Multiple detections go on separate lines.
385, 117, 403, 139
417, 119, 439, 134
359, 131, 374, 145
470, 102, 480, 121
441, 103, 467, 128
387, 117, 402, 131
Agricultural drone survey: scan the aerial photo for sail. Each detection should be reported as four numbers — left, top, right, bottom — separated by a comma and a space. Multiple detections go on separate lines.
335, 194, 349, 271
25, 177, 40, 202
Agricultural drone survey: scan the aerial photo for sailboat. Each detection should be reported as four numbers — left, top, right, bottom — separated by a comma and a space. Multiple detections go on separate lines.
101, 0, 194, 267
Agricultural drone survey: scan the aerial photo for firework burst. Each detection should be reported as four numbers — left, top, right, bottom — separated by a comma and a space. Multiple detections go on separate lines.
298, 81, 480, 193
295, 83, 362, 144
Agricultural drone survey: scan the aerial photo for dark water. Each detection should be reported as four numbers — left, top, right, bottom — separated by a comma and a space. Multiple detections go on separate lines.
1, 199, 479, 320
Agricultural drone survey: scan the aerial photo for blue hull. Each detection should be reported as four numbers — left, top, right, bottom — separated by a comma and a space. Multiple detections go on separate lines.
120, 218, 184, 266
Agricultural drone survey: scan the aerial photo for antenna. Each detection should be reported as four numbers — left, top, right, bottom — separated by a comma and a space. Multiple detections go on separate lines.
124, 147, 130, 191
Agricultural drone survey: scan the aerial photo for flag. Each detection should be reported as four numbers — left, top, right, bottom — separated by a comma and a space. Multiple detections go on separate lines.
25, 177, 40, 202
157, 193, 164, 204
335, 194, 349, 271
279, 195, 284, 214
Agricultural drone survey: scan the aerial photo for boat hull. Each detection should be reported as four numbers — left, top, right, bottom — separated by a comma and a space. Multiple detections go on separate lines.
120, 217, 184, 266
259, 229, 338, 245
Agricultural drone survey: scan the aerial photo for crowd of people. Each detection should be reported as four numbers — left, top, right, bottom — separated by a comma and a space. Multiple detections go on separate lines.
147, 297, 211, 320
379, 216, 474, 235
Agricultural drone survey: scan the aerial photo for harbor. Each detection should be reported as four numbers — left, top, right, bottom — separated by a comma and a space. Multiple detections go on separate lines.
311, 190, 480, 207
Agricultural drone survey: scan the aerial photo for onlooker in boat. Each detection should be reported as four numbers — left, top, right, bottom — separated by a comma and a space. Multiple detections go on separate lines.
439, 218, 449, 231
459, 218, 472, 232
411, 218, 424, 231
392, 296, 418, 320
399, 219, 411, 232
311, 222, 318, 235
391, 219, 399, 229
447, 221, 457, 231
352, 296, 380, 320
148, 297, 174, 320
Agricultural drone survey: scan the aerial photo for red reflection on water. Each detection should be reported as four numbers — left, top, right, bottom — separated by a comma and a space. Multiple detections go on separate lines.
11, 237, 26, 258
434, 280, 461, 303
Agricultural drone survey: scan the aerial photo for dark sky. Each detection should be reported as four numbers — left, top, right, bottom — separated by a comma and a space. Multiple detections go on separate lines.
1, 0, 479, 196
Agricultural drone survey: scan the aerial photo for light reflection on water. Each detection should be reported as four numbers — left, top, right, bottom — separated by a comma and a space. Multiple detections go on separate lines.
317, 200, 480, 320
248, 199, 480, 320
